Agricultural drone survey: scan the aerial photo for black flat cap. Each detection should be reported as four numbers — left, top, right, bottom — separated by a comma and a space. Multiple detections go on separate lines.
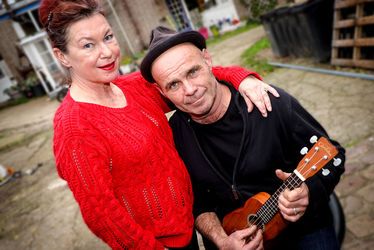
140, 26, 206, 83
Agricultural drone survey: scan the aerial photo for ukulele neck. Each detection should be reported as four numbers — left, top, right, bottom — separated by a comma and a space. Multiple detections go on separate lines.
257, 173, 303, 224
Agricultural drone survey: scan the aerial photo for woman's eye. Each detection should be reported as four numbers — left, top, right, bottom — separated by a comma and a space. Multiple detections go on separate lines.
104, 34, 114, 41
83, 43, 94, 49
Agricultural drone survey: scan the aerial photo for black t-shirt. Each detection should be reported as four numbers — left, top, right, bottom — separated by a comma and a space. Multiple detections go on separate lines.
191, 86, 243, 178
170, 85, 345, 229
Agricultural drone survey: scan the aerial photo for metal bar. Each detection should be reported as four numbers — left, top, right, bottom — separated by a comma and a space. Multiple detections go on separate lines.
268, 62, 374, 81
105, 0, 135, 56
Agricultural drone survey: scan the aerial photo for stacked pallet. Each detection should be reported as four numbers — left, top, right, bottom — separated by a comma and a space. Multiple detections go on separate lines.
331, 0, 374, 69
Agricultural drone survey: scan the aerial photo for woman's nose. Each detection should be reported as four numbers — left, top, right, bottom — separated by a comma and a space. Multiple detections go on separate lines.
100, 43, 113, 58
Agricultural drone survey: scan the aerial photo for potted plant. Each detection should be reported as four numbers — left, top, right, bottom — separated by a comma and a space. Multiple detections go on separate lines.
23, 72, 45, 97
18, 80, 33, 98
3, 85, 24, 100
119, 56, 133, 74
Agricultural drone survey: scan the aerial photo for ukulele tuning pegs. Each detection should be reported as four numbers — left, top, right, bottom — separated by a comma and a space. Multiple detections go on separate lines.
322, 168, 330, 176
333, 158, 342, 167
300, 147, 308, 155
310, 135, 318, 144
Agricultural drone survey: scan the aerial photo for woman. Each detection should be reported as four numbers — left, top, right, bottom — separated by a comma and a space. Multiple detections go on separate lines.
39, 0, 278, 248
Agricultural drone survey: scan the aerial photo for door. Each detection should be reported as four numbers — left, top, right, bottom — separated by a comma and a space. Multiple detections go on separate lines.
0, 60, 13, 103
21, 33, 65, 97
33, 39, 63, 92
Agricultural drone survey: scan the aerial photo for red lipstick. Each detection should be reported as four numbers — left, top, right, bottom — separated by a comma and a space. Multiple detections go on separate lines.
99, 62, 115, 71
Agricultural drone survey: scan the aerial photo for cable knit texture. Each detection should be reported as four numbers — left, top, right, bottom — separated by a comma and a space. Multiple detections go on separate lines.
53, 68, 259, 249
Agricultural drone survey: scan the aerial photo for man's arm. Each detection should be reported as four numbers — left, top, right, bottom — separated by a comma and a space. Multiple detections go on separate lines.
289, 95, 345, 215
273, 88, 345, 221
212, 66, 279, 117
195, 212, 263, 250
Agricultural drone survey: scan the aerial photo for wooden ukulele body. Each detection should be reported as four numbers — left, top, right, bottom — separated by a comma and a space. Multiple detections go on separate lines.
222, 137, 339, 246
222, 192, 287, 241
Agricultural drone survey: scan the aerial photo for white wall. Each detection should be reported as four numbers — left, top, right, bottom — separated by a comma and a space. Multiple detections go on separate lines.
201, 0, 239, 28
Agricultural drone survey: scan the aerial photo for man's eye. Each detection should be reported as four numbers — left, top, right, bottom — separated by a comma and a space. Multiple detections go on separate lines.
189, 68, 199, 77
168, 82, 179, 91
104, 34, 114, 41
83, 43, 94, 49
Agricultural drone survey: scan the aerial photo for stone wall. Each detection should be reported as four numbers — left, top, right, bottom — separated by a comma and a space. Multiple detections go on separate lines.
103, 0, 172, 57
233, 0, 250, 21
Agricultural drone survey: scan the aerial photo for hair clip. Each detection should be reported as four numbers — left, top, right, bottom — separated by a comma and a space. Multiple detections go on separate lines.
46, 11, 53, 31
47, 12, 53, 22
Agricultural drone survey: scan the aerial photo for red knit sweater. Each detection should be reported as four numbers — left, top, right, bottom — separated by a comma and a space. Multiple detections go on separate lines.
53, 68, 260, 249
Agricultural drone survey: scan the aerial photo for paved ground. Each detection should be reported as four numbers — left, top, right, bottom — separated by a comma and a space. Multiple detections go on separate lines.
0, 26, 373, 249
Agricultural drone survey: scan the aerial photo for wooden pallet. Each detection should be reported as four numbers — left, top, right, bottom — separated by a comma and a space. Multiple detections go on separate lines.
331, 0, 374, 69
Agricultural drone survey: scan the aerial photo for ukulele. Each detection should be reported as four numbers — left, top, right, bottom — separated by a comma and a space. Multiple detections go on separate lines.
222, 136, 342, 243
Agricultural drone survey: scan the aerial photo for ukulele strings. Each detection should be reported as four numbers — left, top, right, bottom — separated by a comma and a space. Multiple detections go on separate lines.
248, 173, 304, 226
251, 154, 328, 226
248, 148, 328, 227
249, 156, 314, 225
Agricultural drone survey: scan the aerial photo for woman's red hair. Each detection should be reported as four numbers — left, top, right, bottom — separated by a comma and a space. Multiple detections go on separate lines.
39, 0, 104, 52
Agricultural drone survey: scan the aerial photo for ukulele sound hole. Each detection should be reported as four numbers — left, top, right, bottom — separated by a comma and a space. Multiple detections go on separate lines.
247, 214, 265, 231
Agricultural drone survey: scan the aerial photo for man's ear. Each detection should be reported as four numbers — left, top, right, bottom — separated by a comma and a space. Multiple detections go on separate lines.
53, 48, 71, 68
202, 48, 212, 68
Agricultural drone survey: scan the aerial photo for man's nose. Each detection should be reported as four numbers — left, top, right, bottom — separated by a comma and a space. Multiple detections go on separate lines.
183, 81, 197, 95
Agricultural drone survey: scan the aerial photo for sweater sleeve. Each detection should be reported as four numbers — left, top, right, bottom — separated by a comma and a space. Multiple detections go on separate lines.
287, 94, 345, 215
124, 72, 172, 113
212, 65, 262, 89
54, 130, 164, 249
121, 68, 262, 114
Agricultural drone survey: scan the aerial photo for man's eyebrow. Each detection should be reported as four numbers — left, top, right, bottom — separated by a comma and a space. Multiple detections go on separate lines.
185, 65, 200, 77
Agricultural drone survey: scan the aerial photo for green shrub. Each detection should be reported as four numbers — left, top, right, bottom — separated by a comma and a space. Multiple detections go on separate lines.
206, 22, 259, 46
245, 0, 278, 22
241, 37, 274, 76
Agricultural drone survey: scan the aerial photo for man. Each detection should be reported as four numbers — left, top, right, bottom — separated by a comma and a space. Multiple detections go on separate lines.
140, 26, 345, 249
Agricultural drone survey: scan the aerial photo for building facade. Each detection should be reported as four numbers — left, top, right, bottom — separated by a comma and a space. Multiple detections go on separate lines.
0, 0, 248, 102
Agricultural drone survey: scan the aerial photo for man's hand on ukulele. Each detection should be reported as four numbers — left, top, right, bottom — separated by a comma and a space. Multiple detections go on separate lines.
219, 225, 263, 250
275, 169, 309, 222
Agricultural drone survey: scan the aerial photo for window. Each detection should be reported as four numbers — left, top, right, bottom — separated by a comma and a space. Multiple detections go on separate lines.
35, 40, 59, 73
166, 0, 192, 30
13, 8, 42, 36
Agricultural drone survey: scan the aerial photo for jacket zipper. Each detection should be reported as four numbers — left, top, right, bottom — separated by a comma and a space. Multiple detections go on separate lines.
186, 91, 247, 201
231, 93, 249, 200
231, 185, 240, 200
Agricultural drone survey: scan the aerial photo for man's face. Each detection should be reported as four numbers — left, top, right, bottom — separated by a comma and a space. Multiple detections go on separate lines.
151, 43, 219, 119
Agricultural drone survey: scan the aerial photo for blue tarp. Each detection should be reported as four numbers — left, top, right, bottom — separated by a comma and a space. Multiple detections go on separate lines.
0, 1, 40, 22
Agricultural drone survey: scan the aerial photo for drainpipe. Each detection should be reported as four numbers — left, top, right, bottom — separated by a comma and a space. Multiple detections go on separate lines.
121, 0, 145, 49
105, 0, 135, 56
181, 0, 195, 30
269, 62, 374, 81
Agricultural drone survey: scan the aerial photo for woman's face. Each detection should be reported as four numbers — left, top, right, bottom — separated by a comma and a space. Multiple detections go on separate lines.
55, 13, 121, 85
